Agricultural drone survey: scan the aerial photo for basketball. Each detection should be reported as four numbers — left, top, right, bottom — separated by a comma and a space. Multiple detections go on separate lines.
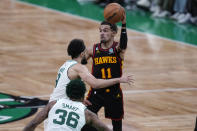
103, 3, 125, 24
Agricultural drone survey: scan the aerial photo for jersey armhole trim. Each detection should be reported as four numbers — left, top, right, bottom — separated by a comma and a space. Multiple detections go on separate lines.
92, 44, 97, 58
67, 62, 78, 81
113, 44, 122, 62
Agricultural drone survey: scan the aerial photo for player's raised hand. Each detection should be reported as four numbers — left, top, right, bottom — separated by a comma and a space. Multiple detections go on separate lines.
121, 9, 126, 24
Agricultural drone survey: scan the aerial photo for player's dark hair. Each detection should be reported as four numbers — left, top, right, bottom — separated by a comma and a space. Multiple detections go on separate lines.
101, 21, 118, 33
66, 79, 86, 100
67, 39, 86, 59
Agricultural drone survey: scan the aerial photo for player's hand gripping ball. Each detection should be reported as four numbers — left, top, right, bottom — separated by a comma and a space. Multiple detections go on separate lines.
104, 3, 125, 24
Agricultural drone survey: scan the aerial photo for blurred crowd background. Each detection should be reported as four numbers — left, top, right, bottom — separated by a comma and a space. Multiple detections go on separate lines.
93, 0, 197, 25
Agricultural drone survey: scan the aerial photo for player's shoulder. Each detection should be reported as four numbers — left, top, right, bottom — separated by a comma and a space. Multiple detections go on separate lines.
72, 63, 87, 71
85, 109, 98, 124
113, 41, 119, 47
47, 100, 57, 110
85, 109, 95, 118
66, 60, 78, 65
87, 43, 99, 54
85, 109, 97, 117
91, 43, 100, 49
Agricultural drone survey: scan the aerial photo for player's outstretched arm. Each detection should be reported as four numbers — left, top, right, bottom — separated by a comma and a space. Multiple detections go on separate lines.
75, 64, 134, 89
23, 101, 56, 131
85, 109, 112, 131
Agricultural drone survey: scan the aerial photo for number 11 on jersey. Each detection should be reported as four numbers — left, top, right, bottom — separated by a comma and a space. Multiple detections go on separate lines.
101, 68, 112, 79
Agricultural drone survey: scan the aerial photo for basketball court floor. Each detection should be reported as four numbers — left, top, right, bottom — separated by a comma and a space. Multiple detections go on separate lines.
0, 0, 197, 130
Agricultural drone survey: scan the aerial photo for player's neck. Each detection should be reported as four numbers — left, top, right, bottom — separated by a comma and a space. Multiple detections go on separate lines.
101, 40, 114, 49
70, 98, 83, 102
72, 57, 81, 64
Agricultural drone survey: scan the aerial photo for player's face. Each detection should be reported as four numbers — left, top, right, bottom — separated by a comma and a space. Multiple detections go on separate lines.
99, 25, 114, 43
81, 50, 87, 65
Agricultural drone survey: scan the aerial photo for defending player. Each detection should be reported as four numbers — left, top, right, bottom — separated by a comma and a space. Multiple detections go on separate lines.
23, 79, 112, 131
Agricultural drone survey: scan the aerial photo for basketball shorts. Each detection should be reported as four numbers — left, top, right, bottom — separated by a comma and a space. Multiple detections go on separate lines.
86, 85, 124, 120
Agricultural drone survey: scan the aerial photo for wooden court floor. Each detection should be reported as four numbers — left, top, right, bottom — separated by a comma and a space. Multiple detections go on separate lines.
0, 0, 197, 130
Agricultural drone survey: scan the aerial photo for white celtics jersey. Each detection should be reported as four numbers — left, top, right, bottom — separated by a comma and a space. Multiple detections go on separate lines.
49, 60, 77, 102
47, 98, 86, 131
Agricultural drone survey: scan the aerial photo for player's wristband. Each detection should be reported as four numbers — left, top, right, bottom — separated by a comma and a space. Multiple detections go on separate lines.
122, 24, 126, 27
121, 24, 126, 31
120, 23, 127, 49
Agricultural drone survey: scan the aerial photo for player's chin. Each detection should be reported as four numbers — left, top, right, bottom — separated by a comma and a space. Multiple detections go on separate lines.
101, 39, 107, 44
81, 58, 88, 65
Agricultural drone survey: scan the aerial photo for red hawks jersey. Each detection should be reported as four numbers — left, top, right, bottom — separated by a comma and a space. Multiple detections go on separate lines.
92, 42, 123, 80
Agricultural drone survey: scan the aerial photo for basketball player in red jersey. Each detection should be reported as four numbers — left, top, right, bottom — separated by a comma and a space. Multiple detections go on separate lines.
82, 13, 129, 131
